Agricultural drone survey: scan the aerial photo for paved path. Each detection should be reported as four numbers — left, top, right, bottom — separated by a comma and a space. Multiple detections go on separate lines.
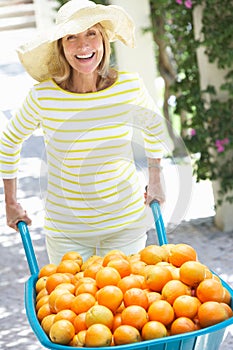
0, 28, 233, 350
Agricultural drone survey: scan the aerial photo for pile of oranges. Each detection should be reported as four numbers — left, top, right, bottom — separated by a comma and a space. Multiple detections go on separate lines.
35, 243, 233, 347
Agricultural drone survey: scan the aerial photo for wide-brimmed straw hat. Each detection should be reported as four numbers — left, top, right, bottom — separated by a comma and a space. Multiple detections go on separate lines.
17, 0, 135, 82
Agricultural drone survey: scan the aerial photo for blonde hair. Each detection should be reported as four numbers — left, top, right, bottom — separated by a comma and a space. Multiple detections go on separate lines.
49, 24, 117, 91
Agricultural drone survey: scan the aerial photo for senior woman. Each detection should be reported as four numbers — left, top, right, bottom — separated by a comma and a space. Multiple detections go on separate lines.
0, 0, 165, 264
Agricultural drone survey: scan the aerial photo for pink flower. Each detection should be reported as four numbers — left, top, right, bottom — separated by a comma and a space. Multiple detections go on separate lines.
215, 138, 230, 153
184, 0, 192, 8
216, 145, 225, 153
222, 138, 229, 145
190, 128, 196, 136
215, 139, 222, 147
176, 0, 183, 4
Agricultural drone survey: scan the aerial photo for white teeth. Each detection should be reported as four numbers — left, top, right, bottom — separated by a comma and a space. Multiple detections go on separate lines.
76, 53, 93, 59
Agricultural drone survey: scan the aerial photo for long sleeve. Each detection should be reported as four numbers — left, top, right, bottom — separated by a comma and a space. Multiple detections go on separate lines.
0, 88, 41, 179
133, 75, 165, 159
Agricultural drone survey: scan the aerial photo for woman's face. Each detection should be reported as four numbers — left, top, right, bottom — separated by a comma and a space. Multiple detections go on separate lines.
62, 25, 104, 76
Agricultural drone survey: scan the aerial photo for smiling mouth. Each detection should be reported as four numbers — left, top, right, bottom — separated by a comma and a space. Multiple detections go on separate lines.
75, 53, 95, 60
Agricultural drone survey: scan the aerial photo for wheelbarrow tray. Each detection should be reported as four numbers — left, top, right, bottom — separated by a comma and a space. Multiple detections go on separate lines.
19, 202, 233, 350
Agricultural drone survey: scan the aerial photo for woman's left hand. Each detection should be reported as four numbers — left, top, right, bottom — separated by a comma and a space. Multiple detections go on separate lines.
145, 158, 165, 205
144, 182, 165, 206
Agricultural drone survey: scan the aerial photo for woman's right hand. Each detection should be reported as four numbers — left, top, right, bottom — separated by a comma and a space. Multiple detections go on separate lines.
6, 202, 32, 231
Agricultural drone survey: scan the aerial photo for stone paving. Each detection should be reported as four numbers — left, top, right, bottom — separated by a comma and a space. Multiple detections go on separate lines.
0, 28, 233, 350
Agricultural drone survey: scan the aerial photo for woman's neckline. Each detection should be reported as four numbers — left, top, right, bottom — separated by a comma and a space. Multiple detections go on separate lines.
51, 71, 120, 96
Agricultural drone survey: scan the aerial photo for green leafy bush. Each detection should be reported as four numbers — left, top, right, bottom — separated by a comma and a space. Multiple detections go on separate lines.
149, 0, 233, 205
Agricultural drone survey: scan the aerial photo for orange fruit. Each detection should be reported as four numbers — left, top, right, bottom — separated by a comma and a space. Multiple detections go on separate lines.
81, 255, 103, 271
179, 261, 206, 287
170, 317, 196, 335
197, 301, 229, 328
65, 272, 75, 281
36, 276, 48, 294
117, 275, 142, 294
85, 324, 113, 347
37, 303, 52, 322
146, 291, 162, 306
212, 274, 221, 282
127, 253, 141, 263
46, 273, 71, 294
74, 276, 96, 288
140, 245, 169, 265
83, 262, 103, 279
53, 309, 77, 324
148, 300, 174, 326
129, 260, 147, 275
112, 313, 122, 332
36, 295, 50, 312
162, 243, 176, 255
107, 249, 127, 256
102, 250, 127, 266
49, 319, 75, 345
169, 266, 180, 280
173, 295, 201, 319
85, 304, 114, 329
196, 278, 224, 303
54, 292, 75, 313
144, 265, 173, 292
168, 243, 197, 267
38, 264, 57, 278
107, 258, 131, 278
121, 305, 148, 330
61, 251, 83, 266
41, 314, 56, 335
113, 325, 141, 345
69, 330, 86, 347
71, 293, 96, 315
48, 288, 67, 313
123, 288, 149, 310
193, 318, 201, 331
95, 266, 121, 288
72, 271, 84, 284
220, 303, 233, 318
73, 312, 88, 333
96, 285, 123, 313
116, 302, 125, 314
222, 287, 232, 305
141, 264, 155, 277
75, 282, 98, 297
56, 259, 80, 275
204, 266, 213, 279
141, 321, 167, 340
156, 261, 170, 267
36, 287, 48, 301
161, 279, 191, 305
55, 282, 75, 294
102, 252, 126, 267
134, 274, 147, 290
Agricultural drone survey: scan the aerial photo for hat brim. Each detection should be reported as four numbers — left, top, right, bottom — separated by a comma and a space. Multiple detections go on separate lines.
17, 4, 135, 82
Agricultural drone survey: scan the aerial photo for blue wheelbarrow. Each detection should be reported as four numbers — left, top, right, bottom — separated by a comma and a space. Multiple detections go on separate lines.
18, 201, 233, 350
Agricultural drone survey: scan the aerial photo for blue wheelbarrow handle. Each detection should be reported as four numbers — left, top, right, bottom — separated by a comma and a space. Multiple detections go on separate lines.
150, 200, 168, 246
17, 221, 39, 276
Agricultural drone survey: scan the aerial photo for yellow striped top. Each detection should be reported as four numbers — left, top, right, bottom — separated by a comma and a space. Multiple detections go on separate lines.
0, 71, 165, 237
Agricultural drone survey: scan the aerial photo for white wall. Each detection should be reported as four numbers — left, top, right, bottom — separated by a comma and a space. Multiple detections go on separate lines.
33, 0, 57, 29
110, 0, 159, 98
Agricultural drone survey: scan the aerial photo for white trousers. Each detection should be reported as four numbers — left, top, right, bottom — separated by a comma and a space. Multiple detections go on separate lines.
46, 230, 148, 265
